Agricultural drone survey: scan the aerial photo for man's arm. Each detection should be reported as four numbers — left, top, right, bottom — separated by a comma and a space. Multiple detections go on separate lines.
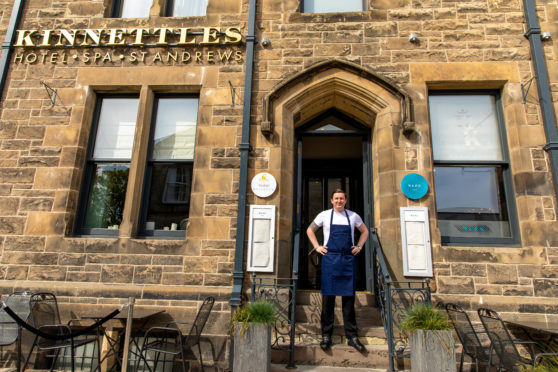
307, 222, 327, 255
351, 223, 369, 256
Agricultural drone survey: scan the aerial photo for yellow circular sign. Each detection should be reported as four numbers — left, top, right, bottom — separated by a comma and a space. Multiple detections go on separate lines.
251, 172, 277, 198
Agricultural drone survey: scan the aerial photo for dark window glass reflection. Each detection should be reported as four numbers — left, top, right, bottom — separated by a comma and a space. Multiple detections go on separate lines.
434, 166, 511, 239
84, 164, 130, 229
144, 164, 192, 232
140, 96, 198, 237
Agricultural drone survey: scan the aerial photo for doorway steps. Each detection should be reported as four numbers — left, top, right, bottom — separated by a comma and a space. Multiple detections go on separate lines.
271, 290, 403, 370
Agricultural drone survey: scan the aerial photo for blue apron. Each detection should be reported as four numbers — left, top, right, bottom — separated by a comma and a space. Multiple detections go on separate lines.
321, 210, 356, 296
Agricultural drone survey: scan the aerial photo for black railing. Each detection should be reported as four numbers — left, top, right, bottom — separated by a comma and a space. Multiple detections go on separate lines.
251, 273, 297, 369
371, 232, 431, 372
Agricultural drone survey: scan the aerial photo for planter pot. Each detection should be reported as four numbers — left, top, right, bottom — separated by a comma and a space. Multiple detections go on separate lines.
233, 323, 271, 372
409, 329, 456, 372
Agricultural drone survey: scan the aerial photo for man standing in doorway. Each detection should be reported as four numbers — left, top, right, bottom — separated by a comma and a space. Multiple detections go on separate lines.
306, 189, 369, 352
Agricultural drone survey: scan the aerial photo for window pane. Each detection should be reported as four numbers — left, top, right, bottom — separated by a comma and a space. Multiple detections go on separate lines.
429, 95, 503, 161
152, 98, 199, 160
144, 163, 192, 232
303, 0, 363, 13
171, 0, 208, 16
83, 164, 130, 229
93, 98, 139, 159
434, 166, 511, 239
121, 0, 152, 18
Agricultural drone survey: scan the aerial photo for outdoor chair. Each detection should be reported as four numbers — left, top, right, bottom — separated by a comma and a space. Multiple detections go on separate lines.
477, 307, 558, 371
22, 292, 101, 372
135, 296, 215, 372
0, 291, 33, 372
446, 303, 493, 372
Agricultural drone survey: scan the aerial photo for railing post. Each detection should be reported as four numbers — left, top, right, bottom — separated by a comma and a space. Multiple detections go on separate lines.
287, 277, 297, 369
121, 297, 134, 372
386, 281, 395, 372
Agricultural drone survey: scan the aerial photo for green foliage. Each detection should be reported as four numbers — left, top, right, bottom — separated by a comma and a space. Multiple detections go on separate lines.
521, 351, 558, 372
522, 365, 558, 372
230, 300, 278, 336
85, 165, 129, 228
400, 303, 452, 332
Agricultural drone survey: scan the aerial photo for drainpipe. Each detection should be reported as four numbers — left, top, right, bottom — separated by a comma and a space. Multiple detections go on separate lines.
229, 0, 256, 368
0, 0, 25, 98
523, 0, 558, 201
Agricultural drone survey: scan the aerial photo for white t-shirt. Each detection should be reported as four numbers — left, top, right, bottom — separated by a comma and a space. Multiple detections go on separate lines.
312, 209, 363, 246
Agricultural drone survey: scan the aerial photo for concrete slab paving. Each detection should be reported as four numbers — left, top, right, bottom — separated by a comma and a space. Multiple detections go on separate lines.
271, 364, 387, 372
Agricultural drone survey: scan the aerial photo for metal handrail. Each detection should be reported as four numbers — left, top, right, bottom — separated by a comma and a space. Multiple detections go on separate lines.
371, 231, 431, 372
371, 232, 396, 372
251, 274, 297, 369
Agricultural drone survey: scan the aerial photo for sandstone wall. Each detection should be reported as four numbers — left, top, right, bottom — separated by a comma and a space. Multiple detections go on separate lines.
252, 0, 558, 323
0, 0, 557, 348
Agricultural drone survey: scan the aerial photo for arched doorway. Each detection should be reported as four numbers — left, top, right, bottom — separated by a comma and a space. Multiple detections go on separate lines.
295, 109, 372, 291
261, 59, 414, 286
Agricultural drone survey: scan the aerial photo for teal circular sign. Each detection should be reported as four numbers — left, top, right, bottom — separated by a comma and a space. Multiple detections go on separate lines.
401, 173, 428, 199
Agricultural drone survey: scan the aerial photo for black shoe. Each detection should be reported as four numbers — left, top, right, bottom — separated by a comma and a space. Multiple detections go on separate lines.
320, 335, 332, 350
347, 336, 364, 352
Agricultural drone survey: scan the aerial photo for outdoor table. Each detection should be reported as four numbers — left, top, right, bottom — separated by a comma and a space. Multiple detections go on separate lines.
81, 303, 165, 372
504, 319, 558, 351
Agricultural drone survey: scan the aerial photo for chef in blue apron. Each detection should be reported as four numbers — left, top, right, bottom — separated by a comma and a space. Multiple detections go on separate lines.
307, 189, 369, 352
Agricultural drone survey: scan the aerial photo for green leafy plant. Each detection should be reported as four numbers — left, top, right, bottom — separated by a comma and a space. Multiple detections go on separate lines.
230, 300, 278, 336
521, 351, 558, 371
400, 303, 452, 332
522, 365, 558, 372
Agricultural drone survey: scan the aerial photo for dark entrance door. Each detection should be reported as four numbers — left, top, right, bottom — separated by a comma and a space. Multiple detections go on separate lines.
294, 110, 372, 292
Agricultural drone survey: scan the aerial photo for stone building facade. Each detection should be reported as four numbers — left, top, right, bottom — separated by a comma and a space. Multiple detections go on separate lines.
0, 0, 558, 368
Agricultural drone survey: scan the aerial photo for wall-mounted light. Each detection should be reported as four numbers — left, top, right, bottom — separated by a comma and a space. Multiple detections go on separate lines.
261, 37, 271, 47
409, 33, 419, 43
541, 32, 552, 41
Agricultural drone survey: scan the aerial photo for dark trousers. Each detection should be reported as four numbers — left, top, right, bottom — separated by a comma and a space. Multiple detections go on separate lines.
320, 295, 357, 338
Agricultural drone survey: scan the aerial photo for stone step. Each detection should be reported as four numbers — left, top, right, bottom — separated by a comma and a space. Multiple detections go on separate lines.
295, 304, 383, 325
271, 343, 400, 370
296, 290, 376, 308
295, 322, 387, 344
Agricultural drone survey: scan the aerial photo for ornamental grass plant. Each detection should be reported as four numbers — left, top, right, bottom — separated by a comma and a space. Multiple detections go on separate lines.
522, 352, 558, 371
230, 299, 278, 336
400, 303, 452, 332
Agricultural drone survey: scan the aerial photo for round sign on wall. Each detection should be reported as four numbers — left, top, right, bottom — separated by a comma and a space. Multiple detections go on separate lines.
251, 172, 277, 198
400, 173, 429, 200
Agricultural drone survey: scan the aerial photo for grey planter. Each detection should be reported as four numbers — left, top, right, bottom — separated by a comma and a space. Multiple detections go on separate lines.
409, 329, 457, 372
233, 323, 271, 372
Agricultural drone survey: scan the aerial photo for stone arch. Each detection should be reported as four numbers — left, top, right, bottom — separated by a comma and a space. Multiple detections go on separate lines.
262, 59, 413, 278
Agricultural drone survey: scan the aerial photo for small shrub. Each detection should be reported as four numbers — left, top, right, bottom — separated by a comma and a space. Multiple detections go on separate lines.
400, 303, 452, 332
230, 300, 277, 336
521, 352, 558, 372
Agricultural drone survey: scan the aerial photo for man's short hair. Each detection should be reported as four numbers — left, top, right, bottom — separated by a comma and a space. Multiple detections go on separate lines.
330, 189, 346, 198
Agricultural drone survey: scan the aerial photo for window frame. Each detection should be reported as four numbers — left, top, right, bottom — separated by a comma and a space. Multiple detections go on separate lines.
74, 94, 140, 237
300, 0, 366, 13
137, 94, 199, 239
429, 90, 520, 246
111, 0, 152, 18
165, 0, 207, 17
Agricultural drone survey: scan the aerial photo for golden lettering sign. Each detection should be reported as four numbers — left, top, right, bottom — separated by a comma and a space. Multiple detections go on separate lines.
13, 49, 244, 65
15, 27, 243, 48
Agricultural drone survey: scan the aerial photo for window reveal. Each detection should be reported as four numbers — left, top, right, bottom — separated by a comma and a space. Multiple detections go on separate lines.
302, 0, 365, 13
77, 97, 139, 235
139, 96, 199, 237
429, 93, 518, 245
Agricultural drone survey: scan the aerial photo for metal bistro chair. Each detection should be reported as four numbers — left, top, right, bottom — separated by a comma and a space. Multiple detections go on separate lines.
478, 308, 558, 371
446, 303, 493, 372
23, 292, 101, 372
0, 291, 33, 372
135, 297, 215, 372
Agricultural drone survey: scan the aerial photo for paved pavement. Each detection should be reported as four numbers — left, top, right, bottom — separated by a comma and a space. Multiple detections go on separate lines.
271, 365, 390, 372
